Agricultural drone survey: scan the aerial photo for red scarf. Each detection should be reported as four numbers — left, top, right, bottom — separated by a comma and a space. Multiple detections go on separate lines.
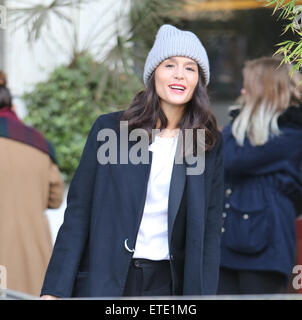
0, 106, 58, 164
0, 106, 22, 123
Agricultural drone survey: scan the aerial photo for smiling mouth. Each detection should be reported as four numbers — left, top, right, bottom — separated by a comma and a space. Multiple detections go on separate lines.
168, 85, 186, 93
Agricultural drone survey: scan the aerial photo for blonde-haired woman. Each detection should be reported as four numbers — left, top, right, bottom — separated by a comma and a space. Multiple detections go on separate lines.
218, 57, 302, 294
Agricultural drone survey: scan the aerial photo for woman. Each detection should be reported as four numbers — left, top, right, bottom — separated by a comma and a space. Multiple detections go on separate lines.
41, 24, 224, 299
0, 71, 64, 296
218, 57, 302, 295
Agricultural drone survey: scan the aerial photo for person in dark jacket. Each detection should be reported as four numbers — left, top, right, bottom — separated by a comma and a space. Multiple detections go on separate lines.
41, 24, 224, 299
218, 57, 302, 295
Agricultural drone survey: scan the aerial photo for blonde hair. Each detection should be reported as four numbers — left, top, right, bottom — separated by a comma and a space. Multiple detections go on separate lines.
232, 57, 299, 146
288, 64, 302, 106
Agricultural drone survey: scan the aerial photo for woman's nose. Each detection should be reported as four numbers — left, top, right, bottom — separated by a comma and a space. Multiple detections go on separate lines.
173, 66, 184, 80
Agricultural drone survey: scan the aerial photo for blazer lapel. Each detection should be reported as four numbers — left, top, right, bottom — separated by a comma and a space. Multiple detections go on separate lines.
167, 161, 186, 246
114, 128, 153, 244
167, 138, 205, 247
125, 139, 153, 242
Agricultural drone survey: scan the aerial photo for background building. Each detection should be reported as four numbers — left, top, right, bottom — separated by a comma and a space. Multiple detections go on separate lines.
2, 0, 297, 125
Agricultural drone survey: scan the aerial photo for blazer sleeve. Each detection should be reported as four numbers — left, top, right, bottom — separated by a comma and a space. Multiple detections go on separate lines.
202, 136, 224, 294
41, 117, 101, 298
47, 161, 64, 209
223, 124, 302, 175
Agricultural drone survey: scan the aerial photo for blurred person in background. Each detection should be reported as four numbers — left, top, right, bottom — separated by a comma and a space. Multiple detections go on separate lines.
0, 71, 64, 296
218, 57, 302, 295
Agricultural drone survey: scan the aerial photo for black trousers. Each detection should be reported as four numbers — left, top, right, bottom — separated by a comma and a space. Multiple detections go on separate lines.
217, 267, 288, 295
123, 259, 172, 297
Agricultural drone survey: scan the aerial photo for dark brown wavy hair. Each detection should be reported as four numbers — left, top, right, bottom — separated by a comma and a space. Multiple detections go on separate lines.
121, 68, 220, 152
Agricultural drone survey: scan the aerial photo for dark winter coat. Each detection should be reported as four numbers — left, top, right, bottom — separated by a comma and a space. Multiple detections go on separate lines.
41, 111, 224, 297
220, 106, 302, 278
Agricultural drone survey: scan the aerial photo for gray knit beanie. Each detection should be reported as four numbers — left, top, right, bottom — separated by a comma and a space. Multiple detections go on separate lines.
143, 24, 210, 86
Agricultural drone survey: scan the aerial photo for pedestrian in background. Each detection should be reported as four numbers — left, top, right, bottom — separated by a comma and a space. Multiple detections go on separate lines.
41, 24, 224, 299
0, 71, 64, 296
218, 57, 302, 295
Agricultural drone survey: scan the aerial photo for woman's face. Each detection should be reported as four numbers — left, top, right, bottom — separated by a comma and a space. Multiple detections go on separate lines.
154, 56, 199, 109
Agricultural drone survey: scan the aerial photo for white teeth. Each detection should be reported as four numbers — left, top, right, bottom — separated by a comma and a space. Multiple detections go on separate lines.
169, 85, 185, 91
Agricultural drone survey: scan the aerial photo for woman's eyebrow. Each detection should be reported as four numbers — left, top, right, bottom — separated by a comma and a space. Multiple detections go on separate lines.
185, 61, 198, 66
164, 58, 175, 63
165, 58, 197, 66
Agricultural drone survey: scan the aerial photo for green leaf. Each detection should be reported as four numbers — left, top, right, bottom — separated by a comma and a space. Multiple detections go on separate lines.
23, 53, 142, 183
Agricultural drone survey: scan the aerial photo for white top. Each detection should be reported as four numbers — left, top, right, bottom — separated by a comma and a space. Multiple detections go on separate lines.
133, 133, 179, 260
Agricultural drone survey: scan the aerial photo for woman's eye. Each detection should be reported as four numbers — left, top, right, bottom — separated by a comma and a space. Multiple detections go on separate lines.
186, 67, 195, 72
165, 64, 174, 68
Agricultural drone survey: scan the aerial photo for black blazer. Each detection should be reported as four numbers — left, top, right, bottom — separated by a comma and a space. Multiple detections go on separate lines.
41, 111, 224, 297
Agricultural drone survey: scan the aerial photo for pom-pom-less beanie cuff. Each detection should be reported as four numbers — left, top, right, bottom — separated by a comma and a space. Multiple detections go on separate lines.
143, 24, 210, 86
